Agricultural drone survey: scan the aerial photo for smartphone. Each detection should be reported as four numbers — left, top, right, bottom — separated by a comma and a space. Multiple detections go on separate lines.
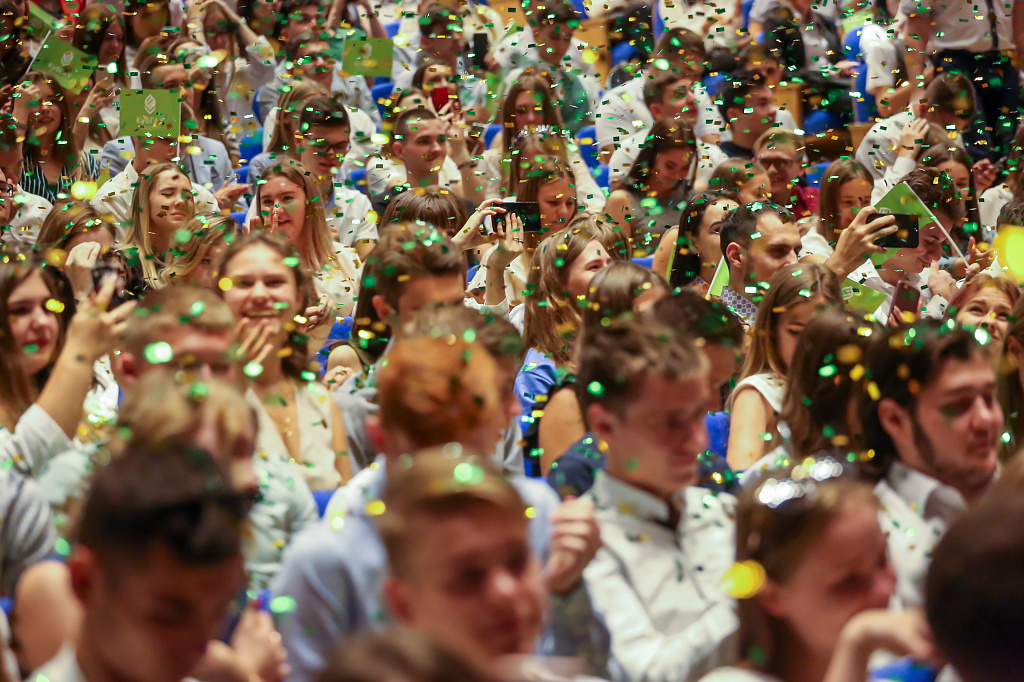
471, 32, 489, 71
431, 86, 459, 114
873, 213, 919, 249
892, 280, 921, 320
497, 201, 542, 233
91, 251, 128, 309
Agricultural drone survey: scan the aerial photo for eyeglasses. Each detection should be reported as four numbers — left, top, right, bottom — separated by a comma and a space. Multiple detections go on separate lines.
310, 138, 349, 155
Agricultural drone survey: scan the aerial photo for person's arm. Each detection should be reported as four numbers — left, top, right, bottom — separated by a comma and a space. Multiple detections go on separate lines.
329, 399, 352, 484
537, 387, 586, 475
72, 80, 115, 155
823, 610, 936, 682
725, 387, 773, 471
446, 112, 486, 205
12, 561, 80, 672
903, 9, 933, 98
604, 190, 634, 244
872, 82, 915, 118
652, 227, 679, 281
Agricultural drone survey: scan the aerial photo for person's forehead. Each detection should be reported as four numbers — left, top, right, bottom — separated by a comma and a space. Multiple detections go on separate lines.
297, 41, 328, 55
757, 142, 797, 159
924, 353, 995, 396
310, 124, 349, 139
409, 119, 443, 136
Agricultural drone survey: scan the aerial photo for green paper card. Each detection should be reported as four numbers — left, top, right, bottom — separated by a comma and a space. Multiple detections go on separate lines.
119, 89, 181, 139
706, 256, 729, 299
342, 37, 393, 78
840, 277, 887, 314
25, 3, 59, 39
31, 36, 91, 94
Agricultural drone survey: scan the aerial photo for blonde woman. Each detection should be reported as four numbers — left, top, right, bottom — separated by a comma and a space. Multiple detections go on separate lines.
216, 233, 353, 491
250, 81, 328, 184
160, 213, 240, 288
124, 163, 198, 288
250, 161, 361, 317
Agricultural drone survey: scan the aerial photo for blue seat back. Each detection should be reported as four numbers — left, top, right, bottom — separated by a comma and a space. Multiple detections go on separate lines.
805, 160, 831, 188
385, 20, 401, 38
371, 81, 395, 119
484, 123, 503, 149
843, 25, 864, 61
347, 167, 369, 196
239, 127, 264, 165
853, 61, 878, 122
575, 125, 599, 169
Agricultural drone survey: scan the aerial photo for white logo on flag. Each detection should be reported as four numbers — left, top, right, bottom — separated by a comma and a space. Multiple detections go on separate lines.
144, 94, 157, 114
61, 51, 73, 66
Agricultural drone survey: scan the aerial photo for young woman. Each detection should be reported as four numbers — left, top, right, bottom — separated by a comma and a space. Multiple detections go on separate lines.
124, 0, 182, 67
515, 225, 612, 465
653, 190, 742, 294
501, 126, 603, 211
727, 262, 841, 471
944, 273, 1019, 353
161, 214, 240, 288
70, 4, 126, 152
124, 163, 198, 287
250, 80, 328, 184
0, 255, 134, 475
217, 232, 352, 491
37, 200, 118, 303
536, 262, 669, 473
778, 308, 879, 462
800, 157, 898, 283
700, 464, 934, 682
251, 161, 362, 317
707, 158, 771, 204
605, 121, 697, 256
18, 72, 100, 204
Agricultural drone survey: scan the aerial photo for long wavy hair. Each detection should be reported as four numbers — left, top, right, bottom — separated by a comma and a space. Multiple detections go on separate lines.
253, 161, 335, 271
22, 72, 92, 183
620, 120, 697, 197
37, 200, 117, 253
266, 80, 328, 156
160, 213, 241, 286
669, 190, 742, 289
499, 70, 561, 156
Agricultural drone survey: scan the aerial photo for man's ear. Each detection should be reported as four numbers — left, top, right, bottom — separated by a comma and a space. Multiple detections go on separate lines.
757, 578, 788, 620
725, 241, 745, 271
384, 574, 413, 623
372, 294, 395, 325
68, 546, 98, 604
586, 402, 617, 444
114, 351, 139, 387
877, 397, 912, 446
1007, 336, 1022, 368
648, 101, 664, 121
392, 139, 405, 161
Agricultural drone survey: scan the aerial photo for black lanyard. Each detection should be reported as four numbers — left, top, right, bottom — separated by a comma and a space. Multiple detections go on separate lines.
984, 0, 1000, 51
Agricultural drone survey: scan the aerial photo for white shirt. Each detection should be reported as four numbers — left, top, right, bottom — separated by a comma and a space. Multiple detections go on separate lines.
874, 461, 970, 609
608, 133, 727, 190
90, 163, 218, 230
898, 0, 1013, 54
492, 27, 598, 84
979, 183, 1012, 233
699, 668, 781, 682
7, 186, 52, 244
584, 473, 739, 682
328, 185, 379, 247
856, 109, 918, 181
862, 27, 902, 94
657, 0, 742, 50
365, 155, 462, 197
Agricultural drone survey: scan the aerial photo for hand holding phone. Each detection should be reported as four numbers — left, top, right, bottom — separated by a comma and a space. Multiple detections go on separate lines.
496, 201, 542, 233
891, 280, 921, 323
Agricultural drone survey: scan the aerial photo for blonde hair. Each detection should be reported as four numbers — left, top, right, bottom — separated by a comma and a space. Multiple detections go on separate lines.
160, 213, 239, 286
36, 200, 117, 252
267, 81, 329, 155
253, 160, 335, 271
126, 163, 197, 286
736, 262, 841, 386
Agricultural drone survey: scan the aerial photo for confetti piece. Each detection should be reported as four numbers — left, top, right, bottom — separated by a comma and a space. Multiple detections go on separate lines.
144, 342, 173, 364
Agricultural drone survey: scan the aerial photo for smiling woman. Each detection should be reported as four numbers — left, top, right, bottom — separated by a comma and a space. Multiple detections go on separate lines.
125, 163, 197, 287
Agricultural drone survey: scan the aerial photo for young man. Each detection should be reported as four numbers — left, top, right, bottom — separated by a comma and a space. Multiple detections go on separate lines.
855, 72, 976, 181
717, 202, 801, 324
752, 128, 818, 219
29, 444, 248, 682
368, 108, 483, 209
578, 318, 737, 682
100, 56, 236, 193
274, 332, 605, 682
717, 70, 779, 159
859, 321, 1002, 608
926, 490, 1024, 682
607, 71, 727, 190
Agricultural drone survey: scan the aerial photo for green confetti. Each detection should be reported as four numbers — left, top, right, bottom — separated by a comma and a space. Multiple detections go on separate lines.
144, 342, 173, 364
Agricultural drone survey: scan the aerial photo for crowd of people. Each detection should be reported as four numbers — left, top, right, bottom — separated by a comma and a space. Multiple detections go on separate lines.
0, 0, 1023, 680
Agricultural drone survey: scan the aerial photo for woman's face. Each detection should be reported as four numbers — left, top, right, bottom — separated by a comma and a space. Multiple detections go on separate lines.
694, 199, 739, 268
148, 170, 195, 237
650, 147, 692, 192
220, 245, 302, 344
98, 19, 125, 66
35, 82, 62, 139
252, 0, 282, 26
761, 498, 896, 662
936, 160, 971, 203
565, 240, 612, 300
956, 286, 1014, 348
513, 90, 545, 131
65, 227, 115, 254
398, 93, 433, 114
258, 176, 307, 244
836, 178, 872, 232
740, 172, 770, 205
203, 7, 232, 53
189, 236, 229, 289
7, 270, 61, 378
775, 297, 821, 372
132, 1, 170, 42
422, 64, 454, 91
537, 176, 577, 231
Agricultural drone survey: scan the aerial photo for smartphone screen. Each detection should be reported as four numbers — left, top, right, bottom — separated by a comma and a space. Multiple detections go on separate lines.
497, 201, 543, 233
892, 281, 921, 318
471, 32, 489, 71
874, 213, 920, 249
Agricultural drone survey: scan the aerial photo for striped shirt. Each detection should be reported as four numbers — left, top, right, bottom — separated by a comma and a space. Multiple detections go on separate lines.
0, 468, 56, 597
20, 153, 100, 205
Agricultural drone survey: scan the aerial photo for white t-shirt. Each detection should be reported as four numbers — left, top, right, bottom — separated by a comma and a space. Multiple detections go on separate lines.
365, 156, 461, 197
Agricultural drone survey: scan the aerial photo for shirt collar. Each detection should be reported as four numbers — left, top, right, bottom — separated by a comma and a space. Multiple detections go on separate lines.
590, 471, 684, 527
718, 286, 757, 325
885, 461, 968, 520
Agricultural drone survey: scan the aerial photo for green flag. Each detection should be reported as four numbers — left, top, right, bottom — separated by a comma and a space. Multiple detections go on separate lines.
342, 37, 393, 78
840, 277, 887, 314
870, 181, 964, 269
25, 3, 59, 39
119, 89, 181, 139
706, 256, 729, 299
31, 36, 91, 94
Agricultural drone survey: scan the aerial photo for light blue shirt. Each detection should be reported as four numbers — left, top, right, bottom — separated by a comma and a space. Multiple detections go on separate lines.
270, 461, 610, 682
99, 135, 235, 192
